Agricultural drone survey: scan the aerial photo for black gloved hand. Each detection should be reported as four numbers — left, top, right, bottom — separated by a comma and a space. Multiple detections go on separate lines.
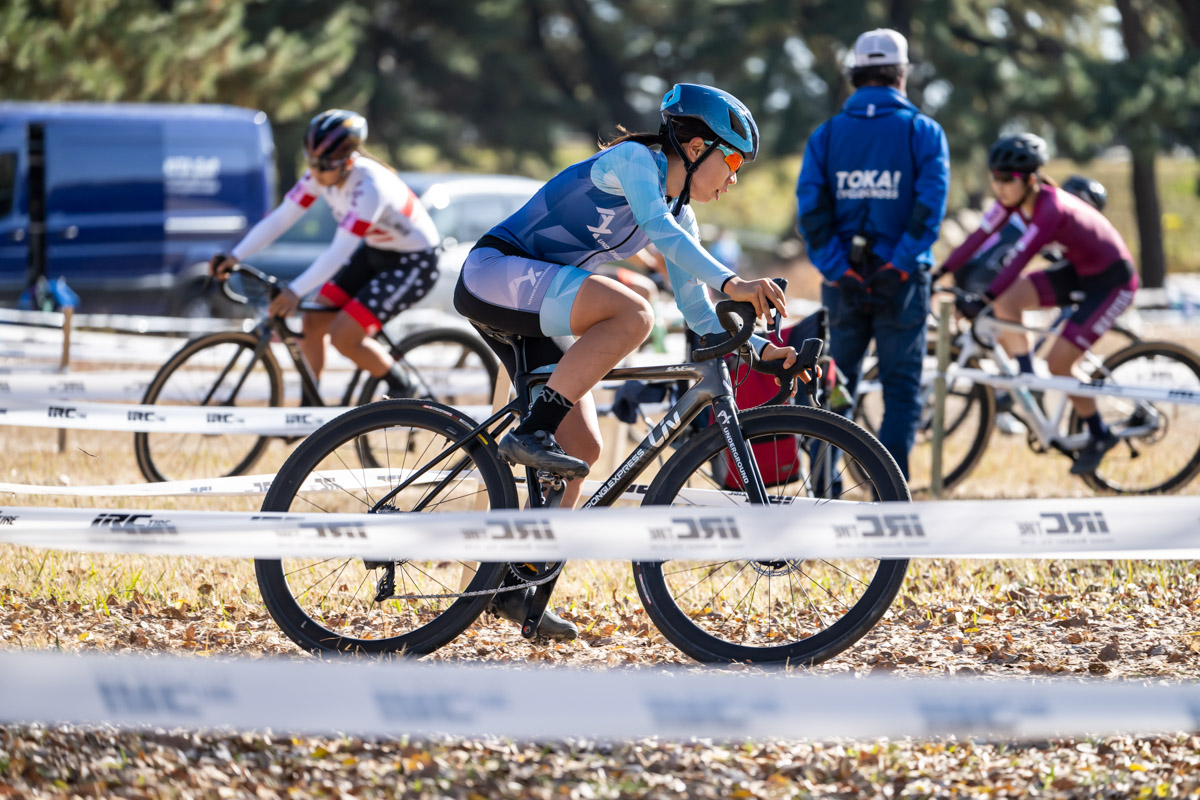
865, 262, 908, 309
955, 291, 990, 320
209, 252, 237, 281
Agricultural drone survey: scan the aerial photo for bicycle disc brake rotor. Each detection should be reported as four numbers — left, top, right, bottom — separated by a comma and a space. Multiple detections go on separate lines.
749, 559, 804, 578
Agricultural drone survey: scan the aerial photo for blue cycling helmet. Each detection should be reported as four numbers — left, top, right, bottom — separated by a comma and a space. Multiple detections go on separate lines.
660, 83, 759, 160
660, 83, 759, 213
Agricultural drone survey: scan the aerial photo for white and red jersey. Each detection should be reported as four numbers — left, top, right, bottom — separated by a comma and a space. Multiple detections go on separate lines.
231, 157, 439, 297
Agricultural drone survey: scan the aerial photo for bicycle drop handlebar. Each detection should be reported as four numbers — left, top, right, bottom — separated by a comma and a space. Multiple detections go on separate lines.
690, 277, 824, 406
217, 263, 282, 307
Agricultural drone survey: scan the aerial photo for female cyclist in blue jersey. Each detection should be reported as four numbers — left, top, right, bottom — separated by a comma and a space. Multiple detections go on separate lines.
455, 83, 795, 499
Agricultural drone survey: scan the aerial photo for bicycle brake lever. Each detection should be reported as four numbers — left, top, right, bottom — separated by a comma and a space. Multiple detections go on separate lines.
758, 337, 823, 406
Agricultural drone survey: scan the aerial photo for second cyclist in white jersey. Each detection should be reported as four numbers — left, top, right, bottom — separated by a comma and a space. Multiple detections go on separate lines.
210, 109, 441, 398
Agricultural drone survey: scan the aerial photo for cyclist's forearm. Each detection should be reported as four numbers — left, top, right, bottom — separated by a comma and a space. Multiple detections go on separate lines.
230, 201, 307, 262
289, 230, 360, 298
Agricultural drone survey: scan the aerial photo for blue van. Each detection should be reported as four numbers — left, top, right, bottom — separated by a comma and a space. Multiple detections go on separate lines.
0, 103, 275, 315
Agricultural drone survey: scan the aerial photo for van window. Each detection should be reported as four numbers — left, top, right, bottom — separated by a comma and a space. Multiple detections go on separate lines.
428, 193, 529, 244
0, 152, 16, 217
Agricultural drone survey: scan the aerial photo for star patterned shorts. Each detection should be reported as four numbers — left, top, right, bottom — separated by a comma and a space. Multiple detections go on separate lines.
317, 246, 440, 334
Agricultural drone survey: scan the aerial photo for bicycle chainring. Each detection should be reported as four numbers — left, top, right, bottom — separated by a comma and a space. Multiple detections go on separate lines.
508, 561, 564, 584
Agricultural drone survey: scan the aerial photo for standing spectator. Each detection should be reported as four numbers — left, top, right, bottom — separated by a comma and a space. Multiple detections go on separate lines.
795, 28, 949, 478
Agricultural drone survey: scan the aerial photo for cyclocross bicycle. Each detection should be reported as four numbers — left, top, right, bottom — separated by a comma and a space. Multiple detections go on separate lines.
896, 285, 1200, 494
254, 292, 911, 665
851, 287, 1141, 495
134, 263, 499, 482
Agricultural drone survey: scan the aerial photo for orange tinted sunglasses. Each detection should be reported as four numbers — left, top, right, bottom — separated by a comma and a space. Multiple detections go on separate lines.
704, 140, 744, 173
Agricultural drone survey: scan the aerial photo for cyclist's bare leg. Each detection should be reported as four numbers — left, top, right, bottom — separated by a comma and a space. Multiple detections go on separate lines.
551, 394, 602, 508
1046, 337, 1095, 417
301, 304, 336, 380
545, 275, 654, 401
328, 312, 395, 378
992, 277, 1040, 360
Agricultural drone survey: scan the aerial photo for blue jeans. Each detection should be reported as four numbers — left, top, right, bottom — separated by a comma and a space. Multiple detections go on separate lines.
822, 269, 930, 479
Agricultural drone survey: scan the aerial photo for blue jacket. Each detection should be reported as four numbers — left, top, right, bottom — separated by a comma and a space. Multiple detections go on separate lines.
796, 86, 949, 280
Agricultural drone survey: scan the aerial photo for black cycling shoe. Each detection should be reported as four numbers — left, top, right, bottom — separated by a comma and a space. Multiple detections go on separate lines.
1070, 431, 1121, 475
488, 587, 578, 641
498, 429, 589, 480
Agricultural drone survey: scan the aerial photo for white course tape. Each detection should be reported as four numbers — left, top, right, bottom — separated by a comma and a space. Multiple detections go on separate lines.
0, 306, 252, 335
0, 469, 442, 498
0, 398, 348, 435
1, 651, 1196, 740
0, 471, 722, 507
0, 495, 1198, 561
951, 366, 1200, 406
0, 370, 157, 402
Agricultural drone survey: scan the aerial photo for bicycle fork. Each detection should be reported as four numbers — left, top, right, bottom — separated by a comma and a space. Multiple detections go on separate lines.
711, 394, 772, 505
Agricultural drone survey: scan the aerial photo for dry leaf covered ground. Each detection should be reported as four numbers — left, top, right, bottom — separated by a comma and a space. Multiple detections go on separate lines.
3, 320, 1200, 798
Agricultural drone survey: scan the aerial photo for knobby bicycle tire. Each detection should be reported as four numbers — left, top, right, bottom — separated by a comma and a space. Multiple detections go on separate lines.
633, 405, 910, 665
1070, 341, 1200, 495
358, 327, 500, 409
254, 399, 516, 655
855, 341, 995, 494
134, 331, 284, 482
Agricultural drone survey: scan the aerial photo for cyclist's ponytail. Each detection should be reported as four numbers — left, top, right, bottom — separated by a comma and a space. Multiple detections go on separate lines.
353, 145, 398, 174
601, 117, 717, 151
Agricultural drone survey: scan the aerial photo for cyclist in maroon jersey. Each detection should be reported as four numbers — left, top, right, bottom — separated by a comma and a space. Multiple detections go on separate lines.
939, 134, 1138, 475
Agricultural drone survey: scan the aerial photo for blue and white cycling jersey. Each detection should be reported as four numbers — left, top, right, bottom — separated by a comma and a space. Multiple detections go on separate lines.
458, 141, 765, 349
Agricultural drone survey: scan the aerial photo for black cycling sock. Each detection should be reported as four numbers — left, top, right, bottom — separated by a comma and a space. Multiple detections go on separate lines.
514, 387, 574, 435
1081, 412, 1109, 438
1016, 354, 1034, 374
383, 364, 413, 397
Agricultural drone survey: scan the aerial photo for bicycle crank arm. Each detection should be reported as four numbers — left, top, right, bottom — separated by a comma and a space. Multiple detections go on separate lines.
521, 565, 563, 639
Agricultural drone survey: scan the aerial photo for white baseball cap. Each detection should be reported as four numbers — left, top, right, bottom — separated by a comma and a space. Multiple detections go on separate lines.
853, 28, 909, 67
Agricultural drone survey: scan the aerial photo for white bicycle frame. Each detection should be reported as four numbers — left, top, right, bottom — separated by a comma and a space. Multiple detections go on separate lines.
944, 314, 1199, 454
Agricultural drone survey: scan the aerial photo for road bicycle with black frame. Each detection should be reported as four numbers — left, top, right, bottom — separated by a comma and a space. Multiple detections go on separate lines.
253, 286, 911, 665
134, 263, 499, 482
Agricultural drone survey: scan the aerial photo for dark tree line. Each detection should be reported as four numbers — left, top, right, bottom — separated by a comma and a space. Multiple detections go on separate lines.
5, 0, 1200, 285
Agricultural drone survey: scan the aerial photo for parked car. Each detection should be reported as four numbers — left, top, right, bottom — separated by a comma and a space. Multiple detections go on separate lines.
212, 171, 542, 318
0, 102, 275, 315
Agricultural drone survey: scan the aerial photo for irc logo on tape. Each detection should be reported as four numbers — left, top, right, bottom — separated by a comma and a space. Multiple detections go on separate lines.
205, 412, 243, 424
286, 413, 316, 425
646, 516, 740, 541
645, 694, 772, 730
51, 381, 85, 393
462, 519, 556, 541
917, 699, 1048, 735
91, 513, 178, 534
47, 405, 81, 419
0, 511, 18, 525
299, 522, 368, 539
374, 690, 503, 723
1018, 511, 1109, 537
834, 514, 925, 539
97, 680, 235, 718
127, 410, 162, 422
